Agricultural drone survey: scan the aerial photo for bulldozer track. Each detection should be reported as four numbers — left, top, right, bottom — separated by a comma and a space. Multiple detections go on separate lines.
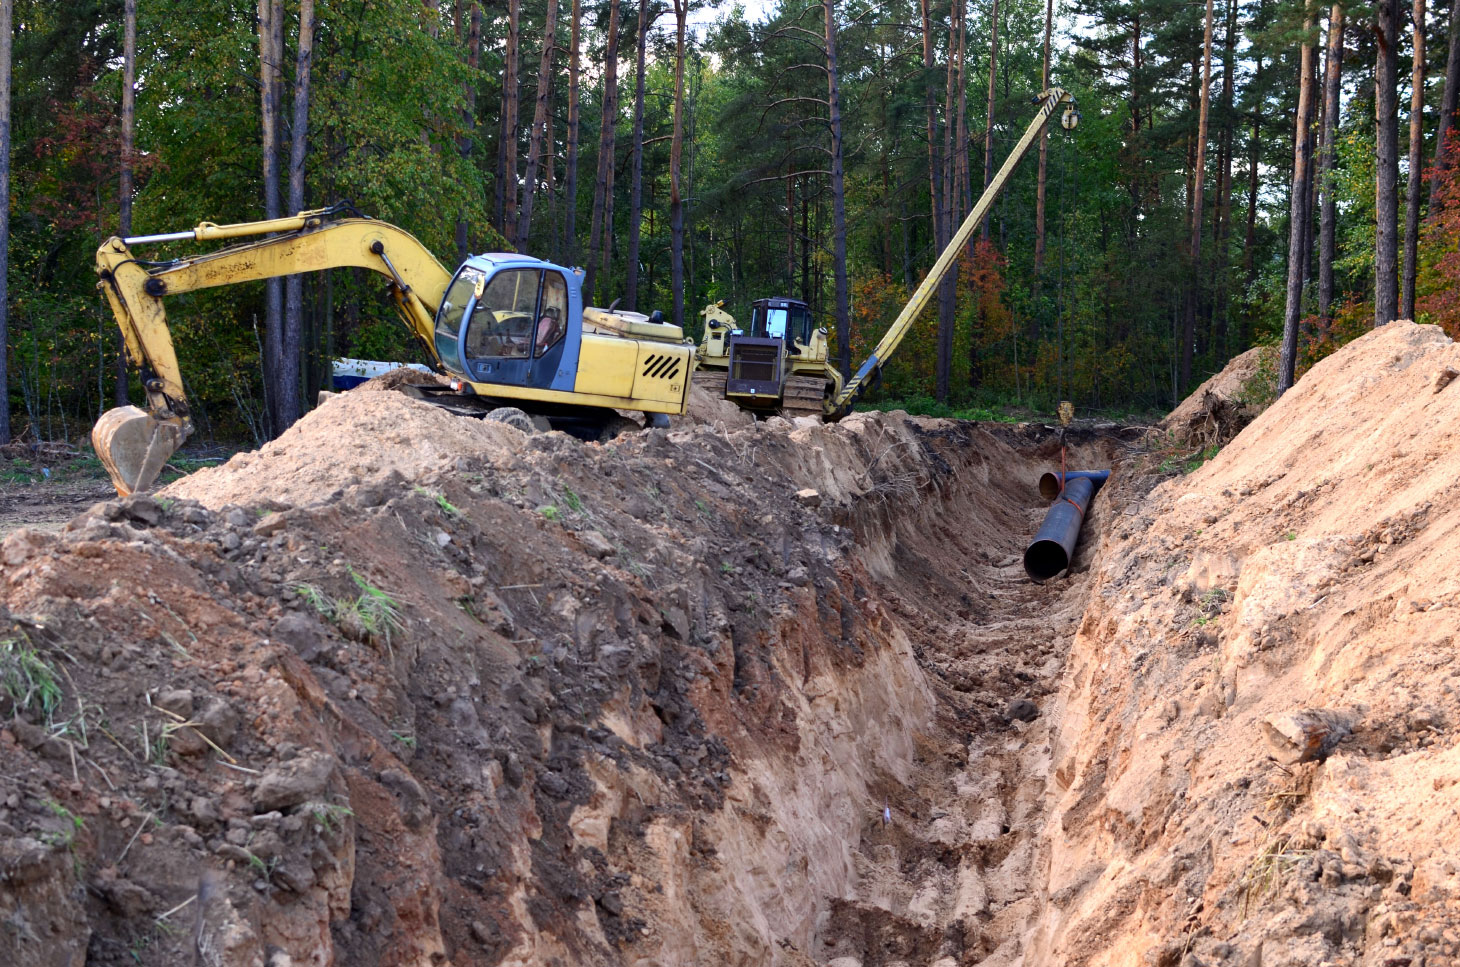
692, 371, 728, 397
693, 369, 824, 419
780, 375, 828, 419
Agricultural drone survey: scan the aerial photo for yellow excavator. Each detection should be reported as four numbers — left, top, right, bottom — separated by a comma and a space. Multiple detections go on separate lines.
92, 204, 695, 495
692, 88, 1078, 420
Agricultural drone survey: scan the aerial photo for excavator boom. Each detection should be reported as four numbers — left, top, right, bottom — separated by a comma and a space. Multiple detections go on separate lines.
828, 88, 1078, 418
93, 208, 453, 494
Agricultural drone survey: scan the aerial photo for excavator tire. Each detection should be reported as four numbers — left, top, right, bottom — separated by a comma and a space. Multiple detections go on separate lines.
598, 415, 643, 442
485, 406, 536, 434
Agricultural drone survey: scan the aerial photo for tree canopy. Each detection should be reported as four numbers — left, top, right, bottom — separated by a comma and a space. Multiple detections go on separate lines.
2, 0, 1457, 441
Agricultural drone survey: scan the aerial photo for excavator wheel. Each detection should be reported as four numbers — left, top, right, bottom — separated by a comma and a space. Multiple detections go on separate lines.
484, 406, 537, 434
597, 415, 643, 442
91, 405, 185, 497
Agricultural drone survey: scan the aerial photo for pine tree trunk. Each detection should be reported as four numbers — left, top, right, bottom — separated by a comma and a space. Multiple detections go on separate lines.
259, 0, 285, 433
564, 0, 581, 265
826, 0, 851, 378
500, 0, 521, 240
956, 0, 970, 226
937, 0, 957, 400
981, 0, 1000, 241
1375, 0, 1401, 327
785, 169, 796, 293
920, 0, 946, 400
1182, 0, 1214, 396
280, 0, 315, 429
1279, 5, 1316, 394
1318, 3, 1344, 333
669, 0, 687, 329
598, 102, 616, 302
801, 177, 810, 297
1212, 0, 1237, 358
1301, 47, 1318, 291
1429, 0, 1460, 207
1244, 52, 1263, 283
116, 0, 137, 406
583, 0, 621, 305
1401, 0, 1424, 319
456, 1, 481, 262
1033, 0, 1051, 291
0, 0, 11, 443
516, 0, 558, 250
624, 0, 651, 309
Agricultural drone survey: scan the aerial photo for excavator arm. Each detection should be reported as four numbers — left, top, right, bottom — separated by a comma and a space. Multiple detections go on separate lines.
93, 207, 454, 495
827, 88, 1079, 418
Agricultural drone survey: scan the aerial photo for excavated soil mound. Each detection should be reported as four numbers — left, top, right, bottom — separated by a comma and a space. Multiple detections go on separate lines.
355, 367, 448, 391
681, 381, 755, 427
1161, 344, 1275, 447
163, 391, 527, 509
0, 395, 1127, 966
1036, 321, 1460, 965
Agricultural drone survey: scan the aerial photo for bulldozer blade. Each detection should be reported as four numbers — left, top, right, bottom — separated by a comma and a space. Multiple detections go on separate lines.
92, 406, 183, 496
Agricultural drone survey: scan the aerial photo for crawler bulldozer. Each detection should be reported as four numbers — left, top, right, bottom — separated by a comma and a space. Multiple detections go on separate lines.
692, 297, 841, 419
92, 205, 695, 495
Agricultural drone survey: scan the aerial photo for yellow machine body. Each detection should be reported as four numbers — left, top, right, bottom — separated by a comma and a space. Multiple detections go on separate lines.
693, 298, 842, 419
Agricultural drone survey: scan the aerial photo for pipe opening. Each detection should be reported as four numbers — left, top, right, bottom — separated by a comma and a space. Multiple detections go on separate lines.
1024, 538, 1071, 581
1038, 469, 1111, 501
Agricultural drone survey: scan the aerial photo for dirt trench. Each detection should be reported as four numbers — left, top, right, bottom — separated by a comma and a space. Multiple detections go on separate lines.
0, 388, 1140, 967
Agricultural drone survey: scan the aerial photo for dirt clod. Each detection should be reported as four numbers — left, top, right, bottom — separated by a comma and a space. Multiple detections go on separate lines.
252, 751, 338, 811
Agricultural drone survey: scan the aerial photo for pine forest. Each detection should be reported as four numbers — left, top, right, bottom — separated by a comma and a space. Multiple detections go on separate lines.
4, 0, 1460, 443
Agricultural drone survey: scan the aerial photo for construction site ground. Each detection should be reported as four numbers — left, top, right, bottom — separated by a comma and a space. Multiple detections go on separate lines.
2, 323, 1458, 967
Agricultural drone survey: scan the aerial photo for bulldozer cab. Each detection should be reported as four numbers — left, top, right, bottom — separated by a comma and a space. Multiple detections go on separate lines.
750, 298, 812, 349
434, 256, 578, 391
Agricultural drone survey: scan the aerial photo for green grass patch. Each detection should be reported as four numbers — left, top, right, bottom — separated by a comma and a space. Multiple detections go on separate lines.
0, 638, 63, 722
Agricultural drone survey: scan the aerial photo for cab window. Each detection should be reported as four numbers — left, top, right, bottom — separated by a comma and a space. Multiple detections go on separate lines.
434, 266, 485, 370
534, 271, 568, 358
464, 268, 539, 360
788, 303, 813, 344
764, 307, 789, 339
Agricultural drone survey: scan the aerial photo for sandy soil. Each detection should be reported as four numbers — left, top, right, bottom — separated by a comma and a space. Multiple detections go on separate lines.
1035, 322, 1460, 966
3, 326, 1456, 967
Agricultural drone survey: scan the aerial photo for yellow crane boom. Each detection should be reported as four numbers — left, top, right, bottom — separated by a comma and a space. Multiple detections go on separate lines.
827, 87, 1078, 418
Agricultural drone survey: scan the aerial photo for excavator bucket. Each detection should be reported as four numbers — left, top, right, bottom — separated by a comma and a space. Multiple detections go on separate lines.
91, 406, 184, 496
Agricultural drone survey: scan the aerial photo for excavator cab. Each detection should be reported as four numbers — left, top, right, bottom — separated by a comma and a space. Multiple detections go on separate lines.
434, 257, 577, 390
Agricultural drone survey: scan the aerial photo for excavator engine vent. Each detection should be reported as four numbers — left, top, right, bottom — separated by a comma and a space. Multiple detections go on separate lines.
641, 354, 683, 383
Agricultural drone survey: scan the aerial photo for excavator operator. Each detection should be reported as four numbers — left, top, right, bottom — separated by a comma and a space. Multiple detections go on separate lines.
535, 272, 567, 356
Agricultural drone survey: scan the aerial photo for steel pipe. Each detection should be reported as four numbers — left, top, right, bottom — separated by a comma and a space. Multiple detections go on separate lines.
1037, 468, 1110, 501
1025, 475, 1099, 581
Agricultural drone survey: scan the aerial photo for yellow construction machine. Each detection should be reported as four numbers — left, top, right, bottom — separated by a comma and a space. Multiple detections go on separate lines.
92, 205, 695, 495
691, 88, 1078, 421
692, 297, 842, 418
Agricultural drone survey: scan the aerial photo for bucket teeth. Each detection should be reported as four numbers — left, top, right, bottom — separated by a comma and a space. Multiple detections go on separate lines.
91, 406, 184, 496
